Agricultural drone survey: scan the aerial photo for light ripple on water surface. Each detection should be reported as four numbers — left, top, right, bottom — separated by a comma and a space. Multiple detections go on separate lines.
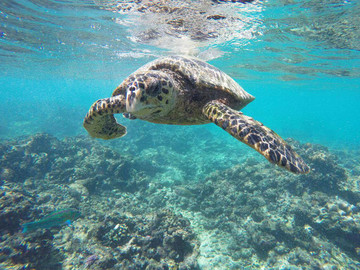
0, 0, 359, 79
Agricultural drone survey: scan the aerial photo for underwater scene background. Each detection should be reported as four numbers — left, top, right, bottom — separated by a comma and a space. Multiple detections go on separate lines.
1, 0, 360, 269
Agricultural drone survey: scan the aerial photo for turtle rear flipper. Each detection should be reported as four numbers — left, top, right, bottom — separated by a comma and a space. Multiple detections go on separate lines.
202, 100, 310, 174
83, 96, 127, 140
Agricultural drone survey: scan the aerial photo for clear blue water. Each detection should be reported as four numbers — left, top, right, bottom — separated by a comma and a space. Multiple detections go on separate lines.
1, 0, 359, 149
1, 0, 360, 268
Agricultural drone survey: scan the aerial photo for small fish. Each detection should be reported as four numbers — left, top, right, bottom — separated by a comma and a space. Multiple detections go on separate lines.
22, 208, 81, 233
173, 186, 197, 198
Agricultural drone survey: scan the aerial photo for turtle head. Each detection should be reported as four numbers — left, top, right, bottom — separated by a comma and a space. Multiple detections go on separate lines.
125, 71, 175, 118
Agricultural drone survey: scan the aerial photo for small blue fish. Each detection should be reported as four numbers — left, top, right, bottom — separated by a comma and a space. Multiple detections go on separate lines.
22, 208, 81, 233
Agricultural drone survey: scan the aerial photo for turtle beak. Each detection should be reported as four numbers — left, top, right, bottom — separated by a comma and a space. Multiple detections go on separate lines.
126, 87, 152, 114
127, 89, 136, 109
126, 87, 141, 112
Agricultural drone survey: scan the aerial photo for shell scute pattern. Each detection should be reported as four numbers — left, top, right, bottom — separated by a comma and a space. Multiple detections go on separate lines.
140, 56, 253, 102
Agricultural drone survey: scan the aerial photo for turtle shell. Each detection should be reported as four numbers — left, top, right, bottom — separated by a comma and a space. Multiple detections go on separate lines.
135, 55, 255, 104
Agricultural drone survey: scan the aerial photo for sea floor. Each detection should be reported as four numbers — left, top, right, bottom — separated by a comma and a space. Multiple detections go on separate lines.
1, 133, 360, 269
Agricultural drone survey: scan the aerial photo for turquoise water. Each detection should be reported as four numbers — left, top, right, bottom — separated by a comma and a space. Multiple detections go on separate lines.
1, 0, 360, 269
1, 0, 359, 148
2, 76, 359, 147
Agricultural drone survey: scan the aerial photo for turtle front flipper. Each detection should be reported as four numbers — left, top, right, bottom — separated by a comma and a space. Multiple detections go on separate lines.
83, 95, 127, 140
202, 100, 310, 174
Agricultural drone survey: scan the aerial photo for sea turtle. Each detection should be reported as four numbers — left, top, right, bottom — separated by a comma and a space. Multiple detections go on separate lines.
83, 55, 309, 174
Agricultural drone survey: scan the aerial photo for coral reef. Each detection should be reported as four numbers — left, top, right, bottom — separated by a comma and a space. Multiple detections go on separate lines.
0, 133, 150, 193
0, 134, 199, 269
56, 209, 199, 270
94, 210, 198, 269
166, 139, 359, 269
0, 187, 34, 234
1, 133, 360, 269
0, 229, 63, 270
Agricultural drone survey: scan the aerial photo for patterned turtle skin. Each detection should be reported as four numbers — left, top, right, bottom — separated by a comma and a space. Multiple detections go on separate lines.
84, 55, 309, 174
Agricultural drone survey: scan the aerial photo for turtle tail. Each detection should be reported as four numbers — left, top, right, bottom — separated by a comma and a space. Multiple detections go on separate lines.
83, 95, 127, 140
203, 100, 310, 174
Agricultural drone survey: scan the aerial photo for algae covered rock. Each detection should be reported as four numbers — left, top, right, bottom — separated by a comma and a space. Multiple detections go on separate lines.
293, 194, 360, 258
1, 133, 359, 269
0, 188, 63, 269
0, 230, 62, 270
296, 142, 348, 193
0, 187, 34, 234
0, 133, 150, 193
171, 140, 360, 269
93, 210, 199, 269
0, 134, 58, 183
